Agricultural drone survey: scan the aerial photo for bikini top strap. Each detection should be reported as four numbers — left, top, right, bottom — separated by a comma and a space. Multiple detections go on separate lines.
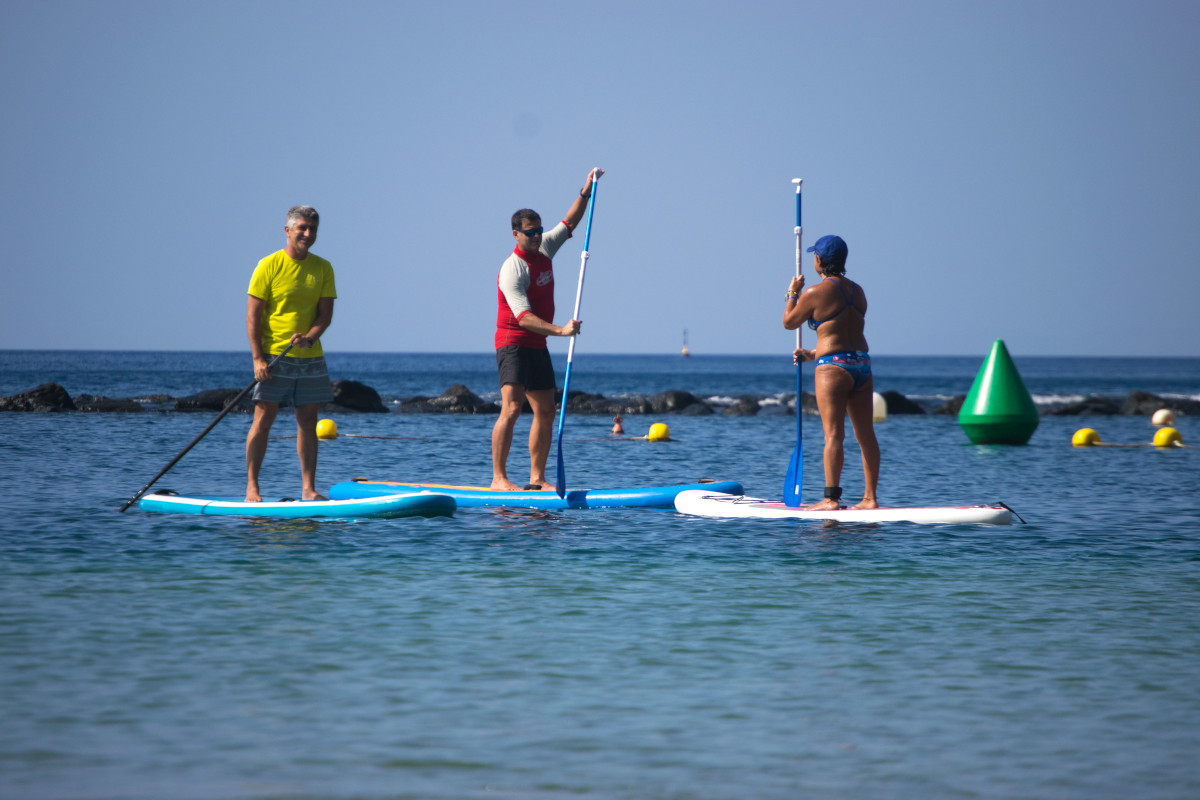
823, 276, 853, 304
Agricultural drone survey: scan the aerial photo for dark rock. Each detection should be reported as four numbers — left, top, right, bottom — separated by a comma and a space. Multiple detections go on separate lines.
679, 402, 714, 415
1121, 390, 1200, 416
393, 396, 440, 414
722, 396, 760, 416
1044, 395, 1121, 416
564, 392, 656, 415
430, 384, 498, 414
133, 393, 176, 411
175, 389, 252, 413
1121, 390, 1166, 415
567, 392, 620, 414
1173, 398, 1200, 415
0, 383, 77, 412
650, 390, 700, 413
73, 394, 145, 413
614, 395, 654, 415
782, 392, 819, 413
933, 395, 965, 415
332, 380, 389, 413
756, 401, 791, 416
392, 385, 498, 414
881, 390, 926, 415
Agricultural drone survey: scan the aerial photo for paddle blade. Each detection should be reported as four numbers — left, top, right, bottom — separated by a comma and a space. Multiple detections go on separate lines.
783, 442, 802, 507
783, 363, 803, 507
554, 445, 566, 497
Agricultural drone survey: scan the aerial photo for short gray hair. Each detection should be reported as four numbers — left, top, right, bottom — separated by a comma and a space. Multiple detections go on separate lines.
286, 205, 319, 228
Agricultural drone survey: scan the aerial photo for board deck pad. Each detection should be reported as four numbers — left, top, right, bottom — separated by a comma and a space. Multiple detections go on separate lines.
673, 490, 1013, 525
139, 491, 456, 519
330, 480, 744, 510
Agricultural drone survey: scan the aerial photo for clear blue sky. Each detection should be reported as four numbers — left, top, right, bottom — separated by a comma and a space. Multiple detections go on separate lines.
3, 0, 1198, 357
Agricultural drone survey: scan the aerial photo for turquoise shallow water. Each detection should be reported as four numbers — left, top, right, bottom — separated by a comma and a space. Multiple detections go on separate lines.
2, 353, 1199, 799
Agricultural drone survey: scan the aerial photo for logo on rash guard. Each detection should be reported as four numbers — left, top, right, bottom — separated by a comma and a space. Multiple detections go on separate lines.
536, 270, 553, 287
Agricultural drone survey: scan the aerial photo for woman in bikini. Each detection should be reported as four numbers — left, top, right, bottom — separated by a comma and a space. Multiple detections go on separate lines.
782, 234, 879, 511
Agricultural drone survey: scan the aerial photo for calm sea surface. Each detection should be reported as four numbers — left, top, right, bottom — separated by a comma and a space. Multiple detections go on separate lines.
2, 351, 1199, 799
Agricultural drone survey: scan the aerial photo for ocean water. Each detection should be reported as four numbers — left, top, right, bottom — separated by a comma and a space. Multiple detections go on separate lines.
2, 351, 1199, 799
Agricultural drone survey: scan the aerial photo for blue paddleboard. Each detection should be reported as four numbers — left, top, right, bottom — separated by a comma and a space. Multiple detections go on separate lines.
329, 479, 744, 510
139, 491, 456, 519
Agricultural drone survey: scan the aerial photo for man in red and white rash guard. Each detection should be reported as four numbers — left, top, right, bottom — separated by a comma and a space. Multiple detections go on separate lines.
491, 167, 603, 491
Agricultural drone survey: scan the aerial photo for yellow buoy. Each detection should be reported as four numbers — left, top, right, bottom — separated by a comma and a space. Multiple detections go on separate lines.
647, 423, 670, 442
1072, 428, 1101, 447
872, 392, 887, 422
316, 418, 338, 439
1152, 409, 1176, 427
1153, 426, 1182, 448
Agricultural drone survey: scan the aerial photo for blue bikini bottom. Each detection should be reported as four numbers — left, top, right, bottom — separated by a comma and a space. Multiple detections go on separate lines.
815, 350, 872, 390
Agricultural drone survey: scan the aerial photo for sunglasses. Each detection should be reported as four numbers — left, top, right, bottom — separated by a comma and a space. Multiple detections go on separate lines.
515, 226, 543, 237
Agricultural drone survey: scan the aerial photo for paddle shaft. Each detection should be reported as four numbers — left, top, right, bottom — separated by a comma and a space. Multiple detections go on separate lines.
554, 173, 601, 496
119, 344, 294, 512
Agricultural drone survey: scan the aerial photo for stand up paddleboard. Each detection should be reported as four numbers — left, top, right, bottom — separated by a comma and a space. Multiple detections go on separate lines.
139, 491, 456, 519
674, 490, 1014, 525
330, 479, 744, 510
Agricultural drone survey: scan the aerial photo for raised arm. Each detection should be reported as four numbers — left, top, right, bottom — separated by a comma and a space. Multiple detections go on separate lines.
562, 167, 604, 230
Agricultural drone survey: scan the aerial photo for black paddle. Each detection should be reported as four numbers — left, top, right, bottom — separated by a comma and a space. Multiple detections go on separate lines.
118, 344, 294, 512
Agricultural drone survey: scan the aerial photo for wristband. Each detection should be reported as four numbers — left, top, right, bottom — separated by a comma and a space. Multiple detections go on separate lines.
580, 189, 591, 198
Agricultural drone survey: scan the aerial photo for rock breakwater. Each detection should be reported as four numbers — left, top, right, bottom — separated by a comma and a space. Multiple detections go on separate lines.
3, 381, 1195, 418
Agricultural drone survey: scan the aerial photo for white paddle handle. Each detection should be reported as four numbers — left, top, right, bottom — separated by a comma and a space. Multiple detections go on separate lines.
565, 250, 588, 361
793, 178, 802, 349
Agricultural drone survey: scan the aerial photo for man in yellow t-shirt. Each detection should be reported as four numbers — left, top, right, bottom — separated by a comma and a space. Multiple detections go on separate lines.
244, 205, 337, 502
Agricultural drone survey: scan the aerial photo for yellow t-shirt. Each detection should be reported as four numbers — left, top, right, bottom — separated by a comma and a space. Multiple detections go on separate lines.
248, 250, 337, 357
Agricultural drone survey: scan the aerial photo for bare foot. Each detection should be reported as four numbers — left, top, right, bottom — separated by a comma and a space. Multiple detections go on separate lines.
303, 492, 329, 502
853, 499, 879, 510
807, 498, 841, 511
491, 478, 523, 491
245, 487, 263, 503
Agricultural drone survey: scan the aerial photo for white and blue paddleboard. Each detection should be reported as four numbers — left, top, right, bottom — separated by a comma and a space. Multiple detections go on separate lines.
330, 479, 744, 510
674, 490, 1013, 525
139, 490, 456, 519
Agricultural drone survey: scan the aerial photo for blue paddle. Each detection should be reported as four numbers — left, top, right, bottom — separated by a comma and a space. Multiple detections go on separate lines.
784, 178, 804, 507
554, 171, 601, 497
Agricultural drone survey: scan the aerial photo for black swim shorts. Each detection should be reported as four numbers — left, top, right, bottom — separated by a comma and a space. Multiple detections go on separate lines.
496, 345, 556, 391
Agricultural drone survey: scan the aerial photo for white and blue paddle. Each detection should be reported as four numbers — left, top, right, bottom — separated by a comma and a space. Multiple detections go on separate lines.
784, 178, 804, 507
554, 170, 602, 498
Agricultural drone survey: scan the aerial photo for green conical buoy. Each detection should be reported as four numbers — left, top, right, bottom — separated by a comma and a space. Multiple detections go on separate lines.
958, 339, 1039, 445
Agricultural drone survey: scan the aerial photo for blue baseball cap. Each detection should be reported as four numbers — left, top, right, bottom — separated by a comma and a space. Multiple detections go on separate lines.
806, 234, 848, 261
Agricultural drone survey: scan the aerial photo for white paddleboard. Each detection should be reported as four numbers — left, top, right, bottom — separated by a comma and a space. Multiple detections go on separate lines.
674, 490, 1013, 525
